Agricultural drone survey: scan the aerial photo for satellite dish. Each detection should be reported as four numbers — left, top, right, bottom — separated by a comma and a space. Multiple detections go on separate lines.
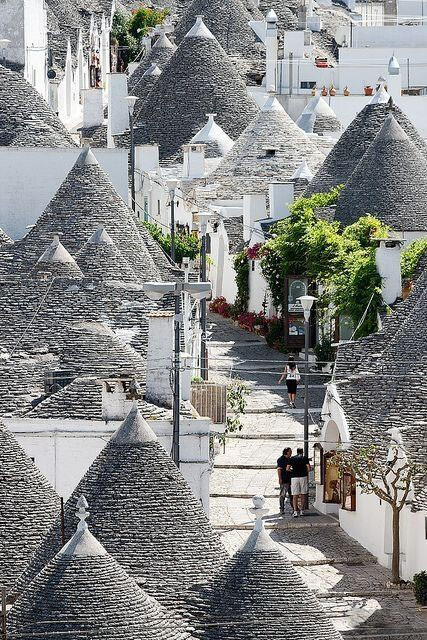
47, 68, 57, 79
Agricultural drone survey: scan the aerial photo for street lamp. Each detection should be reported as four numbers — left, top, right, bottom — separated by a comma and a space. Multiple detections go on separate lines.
167, 180, 178, 263
143, 281, 212, 467
198, 213, 211, 381
124, 95, 138, 213
297, 295, 317, 459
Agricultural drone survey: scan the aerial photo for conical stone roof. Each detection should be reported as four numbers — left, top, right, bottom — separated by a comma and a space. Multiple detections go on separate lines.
3, 148, 162, 281
17, 406, 228, 611
306, 101, 427, 196
296, 95, 341, 134
0, 65, 76, 147
132, 65, 163, 121
190, 114, 234, 158
8, 496, 194, 640
128, 33, 175, 88
76, 226, 138, 282
136, 17, 259, 162
0, 421, 60, 591
31, 235, 84, 279
174, 0, 263, 57
209, 93, 324, 197
335, 114, 427, 231
188, 498, 342, 640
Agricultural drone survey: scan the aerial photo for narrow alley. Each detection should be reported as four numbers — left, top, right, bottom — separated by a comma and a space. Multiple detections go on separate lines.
208, 313, 427, 640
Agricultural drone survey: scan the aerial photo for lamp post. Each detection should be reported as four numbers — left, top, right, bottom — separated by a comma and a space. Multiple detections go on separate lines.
198, 213, 211, 381
143, 281, 211, 466
124, 95, 138, 212
297, 295, 317, 459
167, 180, 178, 263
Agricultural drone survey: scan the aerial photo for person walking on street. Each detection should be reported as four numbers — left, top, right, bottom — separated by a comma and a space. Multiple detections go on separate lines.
287, 447, 311, 517
277, 447, 293, 515
278, 355, 300, 408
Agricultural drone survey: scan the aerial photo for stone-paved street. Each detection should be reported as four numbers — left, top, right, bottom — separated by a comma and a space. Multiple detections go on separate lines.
207, 313, 427, 639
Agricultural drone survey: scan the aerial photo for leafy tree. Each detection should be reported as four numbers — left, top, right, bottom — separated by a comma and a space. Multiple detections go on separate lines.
401, 237, 427, 282
333, 442, 426, 583
142, 221, 200, 264
111, 8, 168, 68
128, 7, 169, 38
225, 378, 249, 436
233, 250, 250, 314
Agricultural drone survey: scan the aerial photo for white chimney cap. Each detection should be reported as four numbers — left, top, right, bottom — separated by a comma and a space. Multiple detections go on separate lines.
388, 55, 400, 75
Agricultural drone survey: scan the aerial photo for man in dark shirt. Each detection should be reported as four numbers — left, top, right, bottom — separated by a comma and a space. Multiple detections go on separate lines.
277, 447, 293, 515
287, 447, 311, 517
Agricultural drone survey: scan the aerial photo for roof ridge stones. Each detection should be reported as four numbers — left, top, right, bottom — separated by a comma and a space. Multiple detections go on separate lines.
8, 495, 195, 640
208, 92, 324, 198
187, 496, 343, 640
335, 114, 427, 231
174, 1, 264, 57
135, 16, 259, 162
16, 405, 228, 611
305, 101, 427, 196
0, 420, 60, 591
0, 64, 76, 148
1, 148, 163, 282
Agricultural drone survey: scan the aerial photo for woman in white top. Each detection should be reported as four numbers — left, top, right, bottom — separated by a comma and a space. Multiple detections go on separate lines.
278, 355, 300, 408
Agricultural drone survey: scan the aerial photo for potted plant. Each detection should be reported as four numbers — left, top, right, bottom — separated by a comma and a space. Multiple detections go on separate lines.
364, 85, 373, 96
343, 85, 350, 96
413, 571, 427, 606
329, 85, 336, 96
311, 86, 317, 96
321, 85, 328, 96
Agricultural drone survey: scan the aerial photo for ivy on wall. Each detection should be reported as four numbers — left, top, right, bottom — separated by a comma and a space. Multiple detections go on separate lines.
233, 250, 250, 314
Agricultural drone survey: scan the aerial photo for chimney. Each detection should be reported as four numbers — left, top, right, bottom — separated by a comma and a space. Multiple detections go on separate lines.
81, 88, 104, 128
265, 10, 278, 92
269, 182, 294, 220
107, 73, 129, 137
145, 312, 174, 408
375, 238, 403, 305
182, 143, 206, 179
101, 378, 138, 422
135, 144, 160, 173
243, 194, 267, 242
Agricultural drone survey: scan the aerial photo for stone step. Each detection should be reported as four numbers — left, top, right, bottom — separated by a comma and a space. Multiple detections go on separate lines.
213, 520, 340, 530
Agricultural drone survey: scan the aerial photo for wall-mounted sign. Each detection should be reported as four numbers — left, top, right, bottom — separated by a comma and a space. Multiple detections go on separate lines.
287, 278, 307, 312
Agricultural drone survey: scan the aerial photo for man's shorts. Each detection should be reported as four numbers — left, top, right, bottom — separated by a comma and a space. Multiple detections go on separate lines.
291, 476, 308, 494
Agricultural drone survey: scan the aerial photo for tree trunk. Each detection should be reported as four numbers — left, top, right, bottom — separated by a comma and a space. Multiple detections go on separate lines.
391, 507, 401, 583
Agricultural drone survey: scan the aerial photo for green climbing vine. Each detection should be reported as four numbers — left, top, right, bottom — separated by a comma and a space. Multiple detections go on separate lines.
233, 249, 250, 314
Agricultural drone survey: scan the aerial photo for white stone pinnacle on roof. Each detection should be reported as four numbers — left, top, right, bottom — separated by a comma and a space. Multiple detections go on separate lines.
370, 83, 391, 105
300, 94, 338, 118
110, 404, 158, 445
152, 32, 175, 50
185, 15, 215, 39
266, 8, 278, 22
37, 235, 78, 264
292, 159, 314, 181
388, 54, 400, 75
76, 146, 99, 167
248, 495, 269, 532
88, 226, 114, 245
143, 63, 162, 77
261, 93, 284, 113
61, 495, 108, 557
191, 113, 234, 155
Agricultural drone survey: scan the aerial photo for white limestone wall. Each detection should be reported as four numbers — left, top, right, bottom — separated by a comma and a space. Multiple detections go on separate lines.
6, 417, 212, 513
0, 0, 25, 65
209, 226, 238, 303
24, 0, 48, 99
0, 148, 128, 239
248, 260, 273, 315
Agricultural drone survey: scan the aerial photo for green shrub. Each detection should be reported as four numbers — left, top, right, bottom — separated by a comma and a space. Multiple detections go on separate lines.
413, 571, 427, 605
401, 237, 427, 282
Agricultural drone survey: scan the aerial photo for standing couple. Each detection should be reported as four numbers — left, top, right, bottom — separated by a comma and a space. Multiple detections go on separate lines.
277, 447, 311, 517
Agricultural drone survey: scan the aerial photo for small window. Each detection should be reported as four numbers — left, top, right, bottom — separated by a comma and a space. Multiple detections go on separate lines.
313, 443, 324, 485
30, 457, 35, 463
143, 196, 149, 222
265, 148, 276, 157
157, 200, 161, 216
251, 260, 255, 271
425, 517, 427, 540
301, 81, 316, 89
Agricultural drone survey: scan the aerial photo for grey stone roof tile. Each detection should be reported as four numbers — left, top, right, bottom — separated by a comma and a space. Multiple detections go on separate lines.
223, 216, 244, 254
259, 0, 298, 30
335, 115, 427, 231
0, 64, 76, 147
129, 34, 176, 88
135, 17, 259, 162
8, 499, 195, 640
209, 94, 324, 198
0, 421, 60, 591
306, 102, 427, 196
75, 226, 138, 283
16, 407, 228, 610
186, 514, 343, 640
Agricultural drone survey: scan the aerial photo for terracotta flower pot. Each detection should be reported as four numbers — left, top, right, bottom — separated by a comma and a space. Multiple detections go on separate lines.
364, 86, 373, 96
343, 86, 350, 96
329, 86, 336, 96
311, 87, 317, 96
321, 86, 328, 97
